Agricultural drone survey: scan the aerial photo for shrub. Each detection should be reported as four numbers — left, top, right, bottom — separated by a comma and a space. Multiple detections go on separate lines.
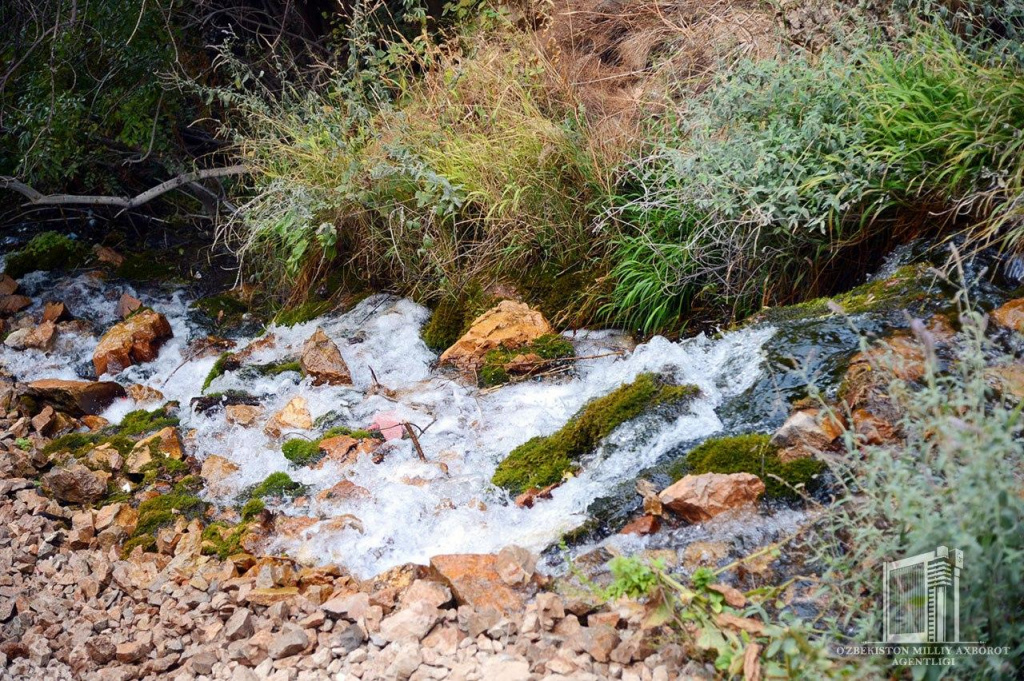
492, 374, 698, 494
815, 306, 1024, 676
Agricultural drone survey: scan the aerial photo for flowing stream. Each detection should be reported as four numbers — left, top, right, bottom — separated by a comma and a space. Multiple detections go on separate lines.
1, 265, 833, 579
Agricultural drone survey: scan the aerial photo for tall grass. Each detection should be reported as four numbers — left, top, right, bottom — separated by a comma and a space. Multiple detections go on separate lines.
604, 26, 1024, 333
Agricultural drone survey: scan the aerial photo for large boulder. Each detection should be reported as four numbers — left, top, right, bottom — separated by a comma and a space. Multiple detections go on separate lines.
93, 308, 173, 376
429, 553, 531, 615
300, 328, 352, 386
439, 301, 553, 371
41, 464, 107, 504
26, 379, 126, 416
659, 473, 765, 523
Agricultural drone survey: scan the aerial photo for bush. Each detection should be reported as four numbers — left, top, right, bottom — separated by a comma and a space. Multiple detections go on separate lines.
816, 307, 1024, 676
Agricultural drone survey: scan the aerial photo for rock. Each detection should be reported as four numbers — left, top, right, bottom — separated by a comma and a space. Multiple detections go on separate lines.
191, 649, 218, 674
27, 376, 125, 413
992, 298, 1024, 333
115, 639, 152, 664
42, 301, 72, 323
247, 587, 299, 606
399, 580, 453, 610
82, 414, 110, 431
659, 473, 765, 523
224, 608, 255, 641
116, 293, 143, 319
322, 592, 370, 621
513, 482, 558, 508
3, 328, 31, 349
315, 479, 371, 502
495, 545, 537, 587
86, 636, 116, 664
86, 443, 124, 472
0, 274, 17, 295
127, 426, 184, 474
708, 583, 747, 608
480, 658, 531, 681
201, 455, 240, 495
126, 383, 164, 403
93, 308, 173, 376
379, 601, 441, 642
318, 435, 359, 465
22, 321, 57, 350
268, 628, 309, 659
439, 301, 553, 370
0, 294, 32, 316
986, 363, 1024, 400
570, 624, 620, 663
264, 397, 312, 437
93, 245, 125, 266
770, 408, 844, 462
40, 464, 107, 503
226, 404, 263, 428
620, 515, 661, 536
368, 412, 405, 440
300, 328, 352, 385
386, 640, 423, 679
430, 554, 528, 615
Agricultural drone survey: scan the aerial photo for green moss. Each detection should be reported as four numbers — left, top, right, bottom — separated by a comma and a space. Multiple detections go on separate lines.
478, 334, 576, 388
192, 294, 249, 328
422, 297, 469, 352
245, 359, 302, 378
139, 454, 190, 485
241, 498, 265, 521
282, 438, 323, 466
670, 433, 826, 501
750, 264, 934, 325
520, 263, 600, 327
492, 374, 700, 494
202, 352, 239, 393
120, 535, 156, 557
245, 472, 306, 500
115, 252, 177, 282
117, 408, 178, 437
201, 522, 249, 560
273, 300, 332, 327
3, 232, 90, 278
131, 492, 207, 542
325, 426, 374, 439
43, 433, 99, 457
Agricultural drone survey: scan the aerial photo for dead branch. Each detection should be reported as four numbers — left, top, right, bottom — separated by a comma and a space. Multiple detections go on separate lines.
403, 422, 428, 462
0, 165, 248, 212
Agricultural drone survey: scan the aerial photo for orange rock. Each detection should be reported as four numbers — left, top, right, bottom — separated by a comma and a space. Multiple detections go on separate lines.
264, 397, 312, 437
22, 320, 57, 350
659, 473, 765, 523
82, 415, 110, 431
126, 383, 164, 404
0, 294, 32, 316
429, 554, 529, 615
93, 308, 173, 376
26, 379, 126, 415
42, 301, 72, 323
300, 328, 352, 386
318, 435, 358, 466
225, 404, 263, 428
0, 274, 18, 296
93, 245, 125, 267
514, 482, 559, 508
439, 301, 553, 371
316, 480, 371, 502
246, 587, 300, 606
200, 455, 239, 496
991, 298, 1024, 333
116, 293, 143, 319
620, 515, 661, 536
127, 427, 184, 474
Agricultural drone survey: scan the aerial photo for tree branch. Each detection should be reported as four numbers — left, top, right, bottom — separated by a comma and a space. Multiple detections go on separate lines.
0, 165, 248, 212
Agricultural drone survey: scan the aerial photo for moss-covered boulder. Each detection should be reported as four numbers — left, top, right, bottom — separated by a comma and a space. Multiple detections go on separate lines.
670, 433, 825, 501
478, 334, 575, 387
3, 232, 90, 279
492, 373, 699, 494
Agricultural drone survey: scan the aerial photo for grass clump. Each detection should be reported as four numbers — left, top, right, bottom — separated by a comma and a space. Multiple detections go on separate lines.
670, 433, 825, 501
273, 300, 332, 327
492, 374, 698, 494
3, 232, 90, 278
245, 472, 306, 501
117, 408, 179, 437
478, 334, 576, 387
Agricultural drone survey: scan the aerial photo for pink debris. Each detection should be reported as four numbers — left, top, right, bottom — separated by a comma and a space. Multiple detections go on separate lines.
369, 412, 405, 440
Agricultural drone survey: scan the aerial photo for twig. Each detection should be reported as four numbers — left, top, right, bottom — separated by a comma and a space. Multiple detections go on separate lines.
403, 422, 427, 461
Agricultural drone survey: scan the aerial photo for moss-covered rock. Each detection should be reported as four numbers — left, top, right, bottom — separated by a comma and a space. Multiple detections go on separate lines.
748, 264, 936, 325
492, 373, 699, 494
115, 252, 178, 283
244, 472, 307, 501
118, 407, 179, 437
202, 352, 241, 393
241, 498, 265, 521
192, 294, 249, 328
273, 300, 332, 327
201, 521, 250, 560
3, 232, 90, 278
243, 359, 303, 379
670, 433, 825, 500
281, 438, 322, 466
478, 333, 576, 387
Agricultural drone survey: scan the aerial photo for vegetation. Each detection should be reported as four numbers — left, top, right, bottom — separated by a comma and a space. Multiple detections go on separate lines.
117, 408, 179, 438
478, 333, 576, 387
244, 472, 307, 501
3, 231, 90, 278
670, 433, 825, 501
492, 374, 698, 494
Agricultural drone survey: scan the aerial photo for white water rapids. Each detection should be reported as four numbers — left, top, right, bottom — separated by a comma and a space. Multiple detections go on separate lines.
1, 270, 799, 578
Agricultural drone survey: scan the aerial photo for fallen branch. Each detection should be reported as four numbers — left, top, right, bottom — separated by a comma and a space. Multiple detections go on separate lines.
403, 422, 428, 462
0, 165, 248, 212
